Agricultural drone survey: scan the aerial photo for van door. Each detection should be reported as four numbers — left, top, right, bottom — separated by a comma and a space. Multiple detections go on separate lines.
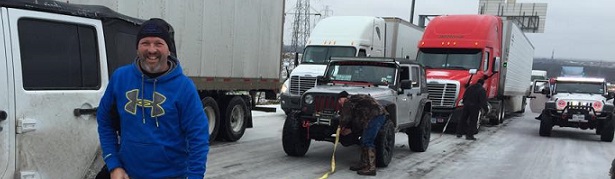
8, 8, 108, 178
0, 7, 15, 178
529, 80, 550, 113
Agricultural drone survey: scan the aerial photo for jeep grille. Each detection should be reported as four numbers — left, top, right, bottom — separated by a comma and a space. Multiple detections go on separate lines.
427, 83, 457, 107
314, 95, 341, 113
290, 76, 317, 95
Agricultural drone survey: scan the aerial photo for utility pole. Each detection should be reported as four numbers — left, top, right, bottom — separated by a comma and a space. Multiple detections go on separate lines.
291, 0, 312, 53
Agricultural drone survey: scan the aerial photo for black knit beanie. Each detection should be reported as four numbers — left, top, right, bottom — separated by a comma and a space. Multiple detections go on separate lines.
136, 18, 176, 55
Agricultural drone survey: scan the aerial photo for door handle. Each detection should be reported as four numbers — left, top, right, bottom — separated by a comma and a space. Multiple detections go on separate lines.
74, 107, 98, 116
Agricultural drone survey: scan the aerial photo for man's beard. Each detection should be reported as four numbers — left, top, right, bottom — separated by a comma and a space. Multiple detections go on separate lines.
139, 53, 168, 73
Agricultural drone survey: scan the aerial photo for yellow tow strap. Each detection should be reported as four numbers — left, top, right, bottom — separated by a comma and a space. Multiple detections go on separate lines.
319, 127, 341, 179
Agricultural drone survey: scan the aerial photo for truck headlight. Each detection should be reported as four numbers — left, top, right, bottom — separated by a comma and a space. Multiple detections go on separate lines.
280, 79, 290, 94
305, 94, 314, 104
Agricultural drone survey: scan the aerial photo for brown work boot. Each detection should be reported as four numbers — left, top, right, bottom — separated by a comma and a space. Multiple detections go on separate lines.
350, 148, 367, 171
357, 148, 376, 176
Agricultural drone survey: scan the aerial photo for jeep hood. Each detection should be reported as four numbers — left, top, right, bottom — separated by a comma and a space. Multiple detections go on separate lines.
290, 64, 327, 77
306, 85, 394, 99
552, 93, 606, 102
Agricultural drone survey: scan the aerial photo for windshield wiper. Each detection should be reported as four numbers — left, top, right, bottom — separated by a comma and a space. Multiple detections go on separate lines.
446, 66, 468, 70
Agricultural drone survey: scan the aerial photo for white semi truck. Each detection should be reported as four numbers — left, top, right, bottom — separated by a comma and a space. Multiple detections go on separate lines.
280, 16, 424, 114
0, 0, 284, 178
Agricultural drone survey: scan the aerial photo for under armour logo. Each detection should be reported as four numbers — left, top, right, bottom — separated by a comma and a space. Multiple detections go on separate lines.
124, 89, 166, 117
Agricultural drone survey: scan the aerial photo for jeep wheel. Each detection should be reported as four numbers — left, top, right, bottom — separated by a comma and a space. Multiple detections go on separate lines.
282, 112, 311, 156
601, 118, 614, 142
408, 112, 431, 152
376, 119, 395, 167
539, 113, 552, 137
596, 120, 603, 135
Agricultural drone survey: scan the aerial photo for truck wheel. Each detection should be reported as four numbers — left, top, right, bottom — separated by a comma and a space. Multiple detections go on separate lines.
376, 119, 395, 167
596, 120, 603, 135
220, 96, 248, 142
475, 110, 482, 134
408, 112, 431, 152
282, 112, 310, 156
490, 101, 505, 125
539, 114, 552, 137
518, 97, 526, 113
601, 118, 614, 142
202, 97, 220, 143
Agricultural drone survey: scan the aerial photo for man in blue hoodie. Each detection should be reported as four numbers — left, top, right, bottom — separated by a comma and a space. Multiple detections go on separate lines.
97, 18, 209, 179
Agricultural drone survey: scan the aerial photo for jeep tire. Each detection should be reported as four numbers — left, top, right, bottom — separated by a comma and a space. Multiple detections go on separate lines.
539, 113, 553, 137
375, 119, 395, 167
408, 112, 431, 152
601, 118, 614, 142
282, 112, 311, 156
597, 120, 603, 135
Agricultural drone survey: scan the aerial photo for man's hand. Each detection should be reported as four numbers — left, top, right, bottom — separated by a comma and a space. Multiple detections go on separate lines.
341, 127, 352, 136
110, 167, 129, 179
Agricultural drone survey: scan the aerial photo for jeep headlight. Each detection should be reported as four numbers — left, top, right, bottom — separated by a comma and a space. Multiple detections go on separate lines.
556, 100, 567, 110
304, 94, 314, 104
593, 100, 604, 112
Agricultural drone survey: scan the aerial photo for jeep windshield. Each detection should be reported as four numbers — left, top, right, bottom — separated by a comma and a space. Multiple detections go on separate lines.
555, 82, 605, 94
417, 48, 482, 70
325, 61, 397, 86
301, 46, 356, 64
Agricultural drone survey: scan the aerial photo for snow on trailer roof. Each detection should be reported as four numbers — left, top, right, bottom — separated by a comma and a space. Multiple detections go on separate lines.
0, 0, 143, 24
555, 77, 605, 83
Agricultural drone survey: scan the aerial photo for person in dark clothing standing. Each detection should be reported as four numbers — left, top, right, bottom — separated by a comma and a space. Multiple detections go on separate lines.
338, 91, 387, 176
457, 78, 488, 140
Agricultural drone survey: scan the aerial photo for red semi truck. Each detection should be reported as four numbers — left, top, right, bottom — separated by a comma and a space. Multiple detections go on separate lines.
416, 15, 534, 130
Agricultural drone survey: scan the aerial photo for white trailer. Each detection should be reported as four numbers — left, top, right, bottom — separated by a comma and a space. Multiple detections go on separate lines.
69, 0, 285, 141
0, 0, 284, 178
499, 20, 535, 113
383, 17, 424, 60
280, 16, 423, 113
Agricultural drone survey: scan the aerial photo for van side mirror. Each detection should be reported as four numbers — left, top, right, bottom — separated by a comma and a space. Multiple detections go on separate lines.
401, 79, 413, 89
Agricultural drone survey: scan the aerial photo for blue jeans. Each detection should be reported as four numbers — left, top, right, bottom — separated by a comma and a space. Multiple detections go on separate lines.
361, 115, 385, 148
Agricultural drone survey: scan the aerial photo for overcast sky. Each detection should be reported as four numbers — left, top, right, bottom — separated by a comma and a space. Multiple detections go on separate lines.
284, 0, 615, 61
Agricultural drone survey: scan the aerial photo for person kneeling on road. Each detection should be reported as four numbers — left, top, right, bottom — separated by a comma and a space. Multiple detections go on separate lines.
337, 91, 387, 176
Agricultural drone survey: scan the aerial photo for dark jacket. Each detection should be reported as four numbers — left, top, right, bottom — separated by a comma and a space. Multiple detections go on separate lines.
339, 94, 386, 130
463, 83, 488, 111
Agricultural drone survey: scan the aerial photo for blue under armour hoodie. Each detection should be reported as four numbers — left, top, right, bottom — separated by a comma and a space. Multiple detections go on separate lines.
97, 56, 209, 179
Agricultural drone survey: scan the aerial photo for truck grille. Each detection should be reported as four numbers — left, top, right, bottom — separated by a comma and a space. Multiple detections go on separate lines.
290, 76, 317, 95
427, 83, 458, 107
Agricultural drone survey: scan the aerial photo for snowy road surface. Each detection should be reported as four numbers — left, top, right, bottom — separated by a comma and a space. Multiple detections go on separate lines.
205, 105, 615, 179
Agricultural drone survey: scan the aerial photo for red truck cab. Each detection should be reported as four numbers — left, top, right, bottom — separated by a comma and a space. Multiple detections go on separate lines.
417, 14, 534, 130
